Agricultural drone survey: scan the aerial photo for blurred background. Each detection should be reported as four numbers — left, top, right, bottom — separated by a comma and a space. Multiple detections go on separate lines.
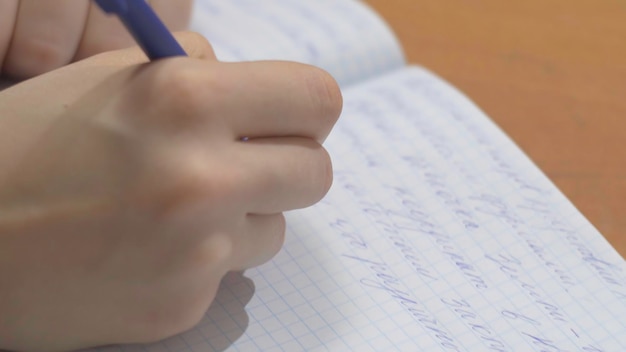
367, 0, 626, 257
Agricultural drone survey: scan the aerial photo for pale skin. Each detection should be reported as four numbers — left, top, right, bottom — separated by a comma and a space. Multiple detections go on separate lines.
0, 2, 342, 351
0, 0, 194, 79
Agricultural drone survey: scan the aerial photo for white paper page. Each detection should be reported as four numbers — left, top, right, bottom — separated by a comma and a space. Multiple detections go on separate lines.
89, 67, 626, 352
189, 0, 405, 86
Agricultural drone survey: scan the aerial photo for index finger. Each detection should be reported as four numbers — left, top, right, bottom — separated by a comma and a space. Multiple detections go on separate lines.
118, 59, 342, 143
181, 61, 344, 143
0, 0, 18, 71
2, 0, 90, 79
228, 62, 343, 143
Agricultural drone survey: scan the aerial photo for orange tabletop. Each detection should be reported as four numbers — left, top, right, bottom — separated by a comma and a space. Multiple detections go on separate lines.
367, 0, 626, 257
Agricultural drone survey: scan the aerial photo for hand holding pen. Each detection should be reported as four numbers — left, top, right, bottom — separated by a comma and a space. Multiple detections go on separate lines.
0, 1, 342, 350
0, 0, 192, 79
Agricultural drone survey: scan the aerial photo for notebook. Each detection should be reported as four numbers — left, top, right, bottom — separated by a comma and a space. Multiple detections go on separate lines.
88, 1, 626, 351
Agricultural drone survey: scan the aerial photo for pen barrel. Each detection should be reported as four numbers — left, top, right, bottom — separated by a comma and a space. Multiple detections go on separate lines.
118, 0, 187, 59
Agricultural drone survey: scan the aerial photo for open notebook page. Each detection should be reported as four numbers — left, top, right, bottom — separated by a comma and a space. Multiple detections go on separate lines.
189, 0, 405, 86
89, 67, 626, 352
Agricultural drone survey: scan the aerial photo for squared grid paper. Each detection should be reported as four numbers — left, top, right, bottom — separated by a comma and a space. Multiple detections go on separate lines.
90, 67, 626, 352
80, 1, 626, 350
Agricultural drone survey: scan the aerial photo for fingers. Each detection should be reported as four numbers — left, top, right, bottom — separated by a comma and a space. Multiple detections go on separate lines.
74, 0, 194, 61
82, 32, 217, 70
120, 58, 340, 141
234, 138, 333, 214
1, 0, 195, 79
0, 0, 18, 69
148, 0, 194, 32
225, 61, 342, 142
2, 0, 90, 79
172, 61, 342, 143
73, 2, 136, 61
229, 213, 286, 270
166, 207, 285, 271
115, 58, 339, 214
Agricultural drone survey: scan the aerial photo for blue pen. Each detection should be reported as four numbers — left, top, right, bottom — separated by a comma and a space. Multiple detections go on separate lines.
94, 0, 186, 59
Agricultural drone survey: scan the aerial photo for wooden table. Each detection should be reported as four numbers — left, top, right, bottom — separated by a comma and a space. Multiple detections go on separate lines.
367, 0, 626, 257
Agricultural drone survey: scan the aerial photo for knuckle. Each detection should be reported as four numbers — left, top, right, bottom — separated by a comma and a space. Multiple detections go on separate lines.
198, 235, 235, 268
141, 151, 243, 220
120, 61, 223, 133
152, 63, 207, 118
194, 164, 244, 207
